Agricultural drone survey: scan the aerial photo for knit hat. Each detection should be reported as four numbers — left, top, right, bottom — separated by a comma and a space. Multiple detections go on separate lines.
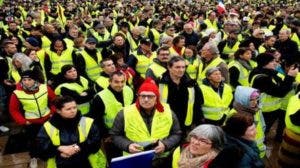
256, 53, 275, 67
136, 78, 164, 112
206, 67, 221, 78
26, 37, 40, 47
21, 70, 37, 81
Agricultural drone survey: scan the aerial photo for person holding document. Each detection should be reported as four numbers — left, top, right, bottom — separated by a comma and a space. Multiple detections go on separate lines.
110, 78, 182, 168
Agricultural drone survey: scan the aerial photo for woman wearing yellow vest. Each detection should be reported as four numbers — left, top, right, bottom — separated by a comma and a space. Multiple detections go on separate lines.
37, 96, 105, 168
172, 124, 225, 168
228, 47, 257, 89
54, 65, 95, 115
110, 78, 182, 168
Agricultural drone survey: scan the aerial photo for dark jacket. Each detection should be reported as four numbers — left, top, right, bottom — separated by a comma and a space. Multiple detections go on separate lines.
37, 113, 101, 168
158, 72, 204, 131
180, 31, 199, 47
274, 39, 299, 63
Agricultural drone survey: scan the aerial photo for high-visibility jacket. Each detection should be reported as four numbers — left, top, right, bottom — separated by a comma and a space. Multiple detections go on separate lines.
41, 36, 51, 48
291, 33, 300, 50
149, 28, 161, 46
258, 45, 275, 54
36, 49, 47, 81
148, 62, 167, 79
128, 36, 139, 51
14, 84, 51, 119
222, 41, 240, 57
228, 109, 266, 158
199, 84, 233, 120
90, 29, 110, 42
228, 60, 257, 87
185, 58, 200, 80
159, 84, 195, 126
133, 51, 156, 78
95, 75, 109, 90
46, 48, 74, 75
79, 50, 102, 81
197, 57, 225, 85
169, 46, 185, 57
172, 146, 181, 168
98, 86, 133, 128
55, 76, 90, 115
43, 117, 106, 168
204, 19, 218, 30
250, 73, 285, 112
11, 67, 21, 83
124, 103, 172, 149
64, 38, 74, 49
285, 93, 300, 134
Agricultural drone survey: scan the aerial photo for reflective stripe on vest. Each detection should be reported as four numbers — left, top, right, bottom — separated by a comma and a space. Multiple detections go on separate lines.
55, 76, 90, 115
98, 86, 133, 128
43, 117, 106, 168
200, 84, 232, 120
80, 50, 102, 81
124, 103, 172, 144
285, 93, 300, 134
159, 84, 195, 126
228, 60, 257, 87
46, 48, 73, 75
133, 51, 156, 78
14, 84, 50, 119
197, 57, 225, 84
148, 62, 167, 79
250, 74, 283, 112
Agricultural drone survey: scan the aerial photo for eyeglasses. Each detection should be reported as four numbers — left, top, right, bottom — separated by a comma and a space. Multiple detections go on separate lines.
191, 135, 212, 145
138, 94, 156, 99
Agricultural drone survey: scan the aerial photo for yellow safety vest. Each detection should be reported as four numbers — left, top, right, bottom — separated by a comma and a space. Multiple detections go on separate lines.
228, 109, 266, 158
124, 103, 172, 148
250, 73, 284, 112
133, 51, 156, 78
285, 93, 300, 134
185, 58, 200, 80
172, 146, 181, 168
150, 28, 161, 46
46, 48, 73, 75
222, 41, 240, 56
36, 49, 47, 82
41, 36, 51, 48
148, 62, 167, 79
55, 76, 90, 115
63, 38, 74, 49
291, 33, 300, 50
79, 50, 102, 81
197, 57, 225, 85
90, 29, 110, 42
98, 86, 133, 128
169, 46, 185, 57
11, 67, 21, 83
228, 60, 257, 87
199, 84, 233, 120
159, 84, 195, 126
43, 117, 106, 168
128, 36, 139, 51
204, 19, 218, 30
95, 75, 109, 90
14, 84, 51, 119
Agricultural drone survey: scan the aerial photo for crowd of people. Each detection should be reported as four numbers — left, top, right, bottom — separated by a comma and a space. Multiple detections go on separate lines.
0, 0, 300, 167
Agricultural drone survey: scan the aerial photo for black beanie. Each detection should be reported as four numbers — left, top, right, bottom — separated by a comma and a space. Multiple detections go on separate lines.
21, 70, 37, 80
256, 53, 275, 67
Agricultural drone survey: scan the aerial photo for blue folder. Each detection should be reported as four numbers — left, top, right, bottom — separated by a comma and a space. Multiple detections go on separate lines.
110, 150, 155, 168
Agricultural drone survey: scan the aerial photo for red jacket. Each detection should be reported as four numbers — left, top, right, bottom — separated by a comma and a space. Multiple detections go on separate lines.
9, 83, 56, 125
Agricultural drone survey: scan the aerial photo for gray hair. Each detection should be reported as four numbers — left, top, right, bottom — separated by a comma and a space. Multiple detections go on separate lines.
205, 41, 219, 55
12, 52, 33, 71
188, 124, 225, 151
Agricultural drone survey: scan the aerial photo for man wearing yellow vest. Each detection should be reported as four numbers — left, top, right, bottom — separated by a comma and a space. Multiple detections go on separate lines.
90, 71, 134, 162
199, 67, 233, 126
249, 53, 298, 142
197, 41, 228, 84
94, 58, 116, 92
218, 30, 240, 63
158, 56, 204, 134
9, 70, 56, 168
146, 46, 170, 83
110, 78, 181, 168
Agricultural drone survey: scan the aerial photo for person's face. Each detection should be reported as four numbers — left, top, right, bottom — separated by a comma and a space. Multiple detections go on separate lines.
264, 59, 277, 70
69, 27, 79, 38
114, 36, 125, 46
189, 135, 213, 156
240, 50, 252, 61
138, 91, 157, 111
21, 77, 35, 88
249, 97, 259, 109
54, 40, 64, 53
64, 67, 78, 80
266, 37, 276, 47
4, 43, 17, 55
57, 101, 77, 119
184, 48, 194, 58
279, 30, 289, 41
9, 23, 17, 31
141, 43, 152, 53
28, 50, 37, 60
207, 70, 222, 83
13, 59, 22, 68
201, 44, 213, 61
242, 123, 257, 141
166, 27, 175, 36
176, 39, 185, 48
157, 50, 170, 63
168, 60, 186, 79
110, 74, 125, 92
184, 24, 193, 34
103, 60, 116, 75
85, 42, 96, 50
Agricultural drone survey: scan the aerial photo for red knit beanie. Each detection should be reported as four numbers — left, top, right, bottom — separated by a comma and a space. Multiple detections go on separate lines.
136, 78, 164, 112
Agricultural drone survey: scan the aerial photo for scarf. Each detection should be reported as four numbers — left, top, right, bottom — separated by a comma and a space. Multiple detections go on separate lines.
178, 146, 217, 168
